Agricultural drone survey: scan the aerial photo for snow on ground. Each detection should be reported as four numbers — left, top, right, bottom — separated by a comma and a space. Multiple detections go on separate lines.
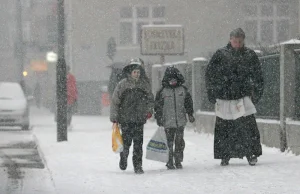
0, 130, 33, 147
31, 107, 300, 194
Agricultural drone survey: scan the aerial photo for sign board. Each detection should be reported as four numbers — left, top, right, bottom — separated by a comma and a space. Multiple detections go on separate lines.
141, 25, 184, 55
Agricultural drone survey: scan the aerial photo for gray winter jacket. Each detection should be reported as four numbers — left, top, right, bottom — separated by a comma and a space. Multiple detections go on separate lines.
110, 77, 154, 125
154, 66, 194, 129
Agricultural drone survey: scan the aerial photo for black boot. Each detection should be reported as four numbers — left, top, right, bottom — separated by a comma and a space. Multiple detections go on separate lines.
166, 161, 175, 170
175, 162, 183, 169
134, 166, 144, 174
119, 154, 127, 170
220, 158, 230, 166
246, 155, 258, 166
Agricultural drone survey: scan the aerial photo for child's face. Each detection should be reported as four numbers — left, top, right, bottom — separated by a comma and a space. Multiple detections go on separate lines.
169, 78, 177, 86
131, 69, 140, 80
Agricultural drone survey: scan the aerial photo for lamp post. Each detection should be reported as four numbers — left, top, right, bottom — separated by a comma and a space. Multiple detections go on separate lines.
57, 0, 67, 142
16, 0, 25, 91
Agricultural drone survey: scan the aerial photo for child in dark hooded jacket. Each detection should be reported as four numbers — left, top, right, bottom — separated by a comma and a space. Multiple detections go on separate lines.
154, 66, 195, 169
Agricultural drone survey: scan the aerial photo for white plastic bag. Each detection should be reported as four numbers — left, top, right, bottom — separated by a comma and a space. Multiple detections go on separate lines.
146, 127, 169, 163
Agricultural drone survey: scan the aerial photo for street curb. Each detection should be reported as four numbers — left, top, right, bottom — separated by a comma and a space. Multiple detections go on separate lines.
32, 132, 57, 192
32, 134, 48, 169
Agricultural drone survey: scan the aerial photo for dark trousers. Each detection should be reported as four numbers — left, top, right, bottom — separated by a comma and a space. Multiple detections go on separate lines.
54, 104, 74, 126
165, 127, 185, 164
67, 105, 73, 126
120, 123, 144, 169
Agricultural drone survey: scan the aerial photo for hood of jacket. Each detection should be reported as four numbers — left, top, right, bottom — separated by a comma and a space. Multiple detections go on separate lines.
122, 63, 149, 80
162, 66, 185, 87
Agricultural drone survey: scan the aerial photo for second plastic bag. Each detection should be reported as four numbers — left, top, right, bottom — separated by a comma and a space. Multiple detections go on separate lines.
146, 127, 169, 163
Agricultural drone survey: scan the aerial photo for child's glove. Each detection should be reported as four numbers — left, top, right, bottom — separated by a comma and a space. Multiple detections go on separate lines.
147, 113, 152, 119
188, 115, 195, 123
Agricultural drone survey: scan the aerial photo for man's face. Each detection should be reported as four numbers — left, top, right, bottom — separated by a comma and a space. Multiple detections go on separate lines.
131, 69, 140, 80
230, 36, 244, 50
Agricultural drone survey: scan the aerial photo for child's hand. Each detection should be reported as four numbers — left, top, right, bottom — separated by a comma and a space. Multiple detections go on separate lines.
188, 115, 195, 123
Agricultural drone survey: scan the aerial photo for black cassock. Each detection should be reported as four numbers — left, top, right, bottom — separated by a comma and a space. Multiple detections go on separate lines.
205, 43, 264, 159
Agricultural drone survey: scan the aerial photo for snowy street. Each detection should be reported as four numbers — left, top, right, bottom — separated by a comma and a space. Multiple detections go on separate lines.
2, 0, 300, 193
26, 107, 300, 194
0, 129, 55, 194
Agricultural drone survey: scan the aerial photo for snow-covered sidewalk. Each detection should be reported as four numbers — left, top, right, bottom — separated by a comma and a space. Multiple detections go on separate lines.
31, 108, 300, 194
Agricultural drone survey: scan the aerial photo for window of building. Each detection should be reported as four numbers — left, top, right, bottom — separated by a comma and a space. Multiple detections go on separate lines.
21, 0, 32, 9
261, 21, 274, 44
152, 6, 165, 18
245, 5, 257, 17
120, 7, 132, 18
277, 4, 289, 17
119, 6, 166, 46
120, 22, 133, 45
245, 20, 258, 43
277, 20, 290, 42
261, 4, 273, 17
137, 7, 149, 18
244, 2, 290, 45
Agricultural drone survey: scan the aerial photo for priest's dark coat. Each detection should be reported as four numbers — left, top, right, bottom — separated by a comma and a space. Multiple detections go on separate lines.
205, 43, 264, 159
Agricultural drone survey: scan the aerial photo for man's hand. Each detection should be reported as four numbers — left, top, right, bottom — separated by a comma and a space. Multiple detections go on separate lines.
188, 115, 195, 123
147, 113, 152, 119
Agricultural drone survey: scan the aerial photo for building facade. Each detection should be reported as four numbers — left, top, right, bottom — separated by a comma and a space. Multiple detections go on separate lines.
0, 1, 18, 82
68, 0, 299, 82
1, 0, 299, 83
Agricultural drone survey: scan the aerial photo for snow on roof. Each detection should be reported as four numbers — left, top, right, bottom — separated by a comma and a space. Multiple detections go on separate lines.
152, 64, 162, 68
142, 24, 183, 28
269, 39, 300, 47
193, 57, 208, 62
163, 63, 174, 66
172, 61, 188, 65
280, 39, 300, 45
286, 118, 300, 125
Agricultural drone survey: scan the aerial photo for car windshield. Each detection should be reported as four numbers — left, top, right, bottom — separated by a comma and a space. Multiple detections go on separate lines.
0, 82, 25, 100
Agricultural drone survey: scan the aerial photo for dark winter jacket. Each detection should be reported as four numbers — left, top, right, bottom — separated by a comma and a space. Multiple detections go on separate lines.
110, 64, 154, 125
205, 43, 264, 104
154, 67, 194, 128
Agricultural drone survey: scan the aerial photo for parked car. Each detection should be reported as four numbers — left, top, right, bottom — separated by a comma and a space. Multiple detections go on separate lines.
0, 82, 30, 130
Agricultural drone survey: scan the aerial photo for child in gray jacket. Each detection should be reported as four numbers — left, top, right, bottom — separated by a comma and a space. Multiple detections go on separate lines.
154, 66, 195, 169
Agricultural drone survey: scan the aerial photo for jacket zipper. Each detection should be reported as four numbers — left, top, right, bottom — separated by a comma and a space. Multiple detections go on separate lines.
134, 81, 138, 122
173, 88, 178, 128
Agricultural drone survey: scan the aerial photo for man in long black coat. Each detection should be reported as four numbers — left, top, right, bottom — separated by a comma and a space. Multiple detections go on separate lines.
205, 28, 264, 166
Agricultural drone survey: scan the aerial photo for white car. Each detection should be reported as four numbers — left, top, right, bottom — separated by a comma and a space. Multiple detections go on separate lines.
0, 82, 30, 130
